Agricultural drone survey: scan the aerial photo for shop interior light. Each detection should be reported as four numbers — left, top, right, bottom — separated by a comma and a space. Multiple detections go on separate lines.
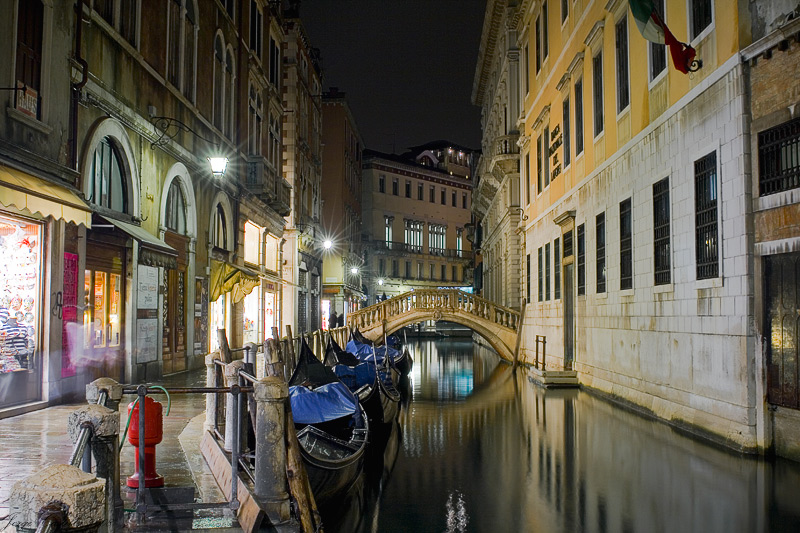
208, 157, 229, 178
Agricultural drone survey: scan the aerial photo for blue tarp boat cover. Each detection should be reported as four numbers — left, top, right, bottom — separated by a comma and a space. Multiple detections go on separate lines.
289, 382, 358, 425
333, 363, 376, 391
345, 340, 400, 365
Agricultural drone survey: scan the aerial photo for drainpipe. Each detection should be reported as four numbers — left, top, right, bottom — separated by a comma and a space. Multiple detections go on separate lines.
70, 0, 89, 170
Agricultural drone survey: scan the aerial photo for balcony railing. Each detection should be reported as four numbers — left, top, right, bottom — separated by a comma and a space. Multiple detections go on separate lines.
371, 240, 473, 260
246, 156, 292, 217
494, 134, 520, 156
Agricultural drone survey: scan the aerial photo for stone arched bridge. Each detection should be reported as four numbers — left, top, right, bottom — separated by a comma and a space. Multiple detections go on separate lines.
347, 289, 520, 360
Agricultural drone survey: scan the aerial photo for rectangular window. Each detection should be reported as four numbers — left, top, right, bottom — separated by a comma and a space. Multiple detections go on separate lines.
620, 198, 632, 290
418, 182, 424, 200
653, 177, 671, 285
527, 253, 532, 303
524, 44, 530, 94
554, 238, 561, 299
593, 53, 604, 137
15, 0, 44, 118
690, 0, 713, 40
405, 180, 411, 198
561, 0, 568, 23
379, 174, 385, 193
250, 0, 262, 59
392, 260, 398, 278
269, 37, 280, 90
452, 265, 458, 282
526, 154, 531, 204
418, 262, 423, 280
545, 242, 551, 301
452, 191, 457, 207
542, 1, 549, 60
596, 213, 606, 293
537, 134, 543, 194
430, 185, 435, 203
563, 98, 571, 167
650, 0, 667, 81
577, 224, 585, 295
544, 126, 551, 188
535, 16, 542, 73
695, 152, 719, 280
615, 16, 630, 113
563, 229, 573, 258
462, 192, 468, 209
430, 263, 435, 280
538, 247, 544, 302
379, 258, 386, 276
758, 117, 800, 196
575, 78, 584, 155
441, 188, 446, 205
384, 216, 393, 248
441, 264, 447, 281
392, 178, 398, 196
405, 261, 411, 279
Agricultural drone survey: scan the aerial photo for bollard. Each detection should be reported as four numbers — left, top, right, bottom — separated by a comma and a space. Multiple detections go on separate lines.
9, 464, 105, 532
205, 351, 222, 432
224, 360, 246, 452
126, 395, 164, 488
252, 377, 291, 524
85, 378, 124, 412
67, 404, 120, 532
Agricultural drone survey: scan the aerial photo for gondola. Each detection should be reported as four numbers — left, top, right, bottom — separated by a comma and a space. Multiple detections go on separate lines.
345, 332, 401, 424
288, 340, 369, 501
385, 333, 413, 375
324, 337, 383, 425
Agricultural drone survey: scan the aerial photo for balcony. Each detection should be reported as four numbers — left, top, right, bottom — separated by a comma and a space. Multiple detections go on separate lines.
246, 155, 291, 216
370, 240, 474, 261
490, 133, 520, 175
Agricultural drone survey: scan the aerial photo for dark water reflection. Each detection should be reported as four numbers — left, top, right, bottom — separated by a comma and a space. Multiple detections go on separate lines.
324, 339, 800, 532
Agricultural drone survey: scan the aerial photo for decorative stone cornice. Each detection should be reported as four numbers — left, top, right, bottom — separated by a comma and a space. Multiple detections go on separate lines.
554, 210, 576, 226
533, 105, 550, 130
584, 20, 605, 51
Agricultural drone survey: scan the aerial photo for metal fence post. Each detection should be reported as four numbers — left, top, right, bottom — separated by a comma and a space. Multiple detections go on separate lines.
224, 360, 246, 452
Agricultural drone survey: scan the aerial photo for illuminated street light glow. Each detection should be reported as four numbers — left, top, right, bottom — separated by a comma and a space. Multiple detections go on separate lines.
323, 239, 332, 250
350, 266, 359, 275
378, 279, 384, 286
208, 157, 229, 178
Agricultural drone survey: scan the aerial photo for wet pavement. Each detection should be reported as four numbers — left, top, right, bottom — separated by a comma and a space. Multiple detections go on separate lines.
0, 367, 226, 532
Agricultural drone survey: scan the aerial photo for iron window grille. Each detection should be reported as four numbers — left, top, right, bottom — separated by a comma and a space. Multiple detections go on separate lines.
563, 98, 571, 167
593, 53, 604, 137
615, 16, 630, 113
758, 117, 800, 196
596, 212, 606, 293
694, 152, 719, 280
527, 253, 532, 303
538, 246, 544, 302
577, 224, 585, 295
653, 177, 671, 285
620, 198, 632, 290
563, 229, 573, 258
554, 238, 561, 300
575, 79, 584, 155
545, 243, 551, 300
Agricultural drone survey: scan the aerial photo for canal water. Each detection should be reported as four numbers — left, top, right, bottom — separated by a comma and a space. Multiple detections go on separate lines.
320, 337, 800, 533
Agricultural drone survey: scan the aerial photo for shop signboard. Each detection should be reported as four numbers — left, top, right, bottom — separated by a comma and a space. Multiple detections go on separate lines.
195, 277, 208, 355
61, 253, 78, 378
15, 81, 39, 119
135, 265, 158, 363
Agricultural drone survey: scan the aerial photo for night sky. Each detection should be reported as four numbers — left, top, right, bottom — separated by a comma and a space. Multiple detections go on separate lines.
299, 0, 485, 154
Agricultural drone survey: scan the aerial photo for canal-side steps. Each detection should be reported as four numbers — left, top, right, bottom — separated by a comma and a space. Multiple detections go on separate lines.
517, 333, 579, 389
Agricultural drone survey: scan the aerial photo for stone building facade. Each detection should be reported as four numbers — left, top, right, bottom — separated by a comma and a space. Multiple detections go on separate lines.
473, 0, 800, 457
362, 143, 476, 303
281, 14, 324, 335
320, 88, 365, 322
0, 0, 293, 416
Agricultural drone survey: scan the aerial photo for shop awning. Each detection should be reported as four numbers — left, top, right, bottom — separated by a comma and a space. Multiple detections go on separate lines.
210, 259, 261, 304
0, 164, 92, 227
99, 216, 178, 269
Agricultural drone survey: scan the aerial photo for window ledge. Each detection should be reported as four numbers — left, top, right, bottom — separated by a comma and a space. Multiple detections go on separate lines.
7, 106, 53, 135
696, 277, 723, 290
593, 131, 605, 143
620, 288, 634, 297
648, 69, 668, 90
594, 291, 608, 299
754, 189, 800, 212
653, 283, 674, 294
616, 106, 630, 122
690, 23, 715, 49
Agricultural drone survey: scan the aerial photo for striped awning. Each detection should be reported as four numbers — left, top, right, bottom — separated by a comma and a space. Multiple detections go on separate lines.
0, 163, 92, 227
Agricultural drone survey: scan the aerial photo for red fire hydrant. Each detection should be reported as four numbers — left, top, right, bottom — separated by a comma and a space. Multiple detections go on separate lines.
126, 396, 164, 488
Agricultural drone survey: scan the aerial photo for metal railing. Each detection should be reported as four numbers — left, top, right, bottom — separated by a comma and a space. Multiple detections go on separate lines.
348, 288, 521, 333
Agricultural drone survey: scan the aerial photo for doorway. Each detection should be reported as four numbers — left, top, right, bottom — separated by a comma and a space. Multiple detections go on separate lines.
564, 263, 575, 369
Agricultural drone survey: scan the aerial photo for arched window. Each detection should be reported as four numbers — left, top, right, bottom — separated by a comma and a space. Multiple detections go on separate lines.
212, 203, 226, 249
213, 34, 225, 131
225, 47, 235, 138
167, 1, 196, 99
89, 137, 127, 213
164, 179, 187, 234
248, 83, 263, 155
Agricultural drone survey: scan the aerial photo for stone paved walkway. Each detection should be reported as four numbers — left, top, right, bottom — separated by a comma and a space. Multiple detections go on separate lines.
0, 367, 226, 532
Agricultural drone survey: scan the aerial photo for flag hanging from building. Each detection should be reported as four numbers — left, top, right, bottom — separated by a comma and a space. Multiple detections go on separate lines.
628, 0, 699, 73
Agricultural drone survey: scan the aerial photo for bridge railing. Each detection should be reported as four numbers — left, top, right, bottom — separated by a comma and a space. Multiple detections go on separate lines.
349, 289, 520, 332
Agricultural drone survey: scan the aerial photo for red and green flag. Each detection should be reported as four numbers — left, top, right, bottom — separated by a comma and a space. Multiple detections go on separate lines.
628, 0, 699, 74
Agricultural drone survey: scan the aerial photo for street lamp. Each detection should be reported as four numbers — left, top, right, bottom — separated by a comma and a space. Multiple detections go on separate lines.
323, 239, 333, 250
378, 278, 384, 286
350, 266, 359, 275
207, 157, 229, 179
